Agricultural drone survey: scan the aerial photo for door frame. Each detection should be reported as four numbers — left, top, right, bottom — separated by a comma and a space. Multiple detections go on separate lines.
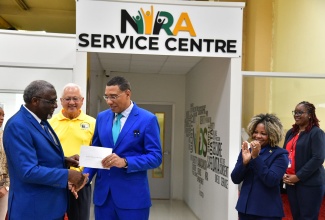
138, 101, 175, 199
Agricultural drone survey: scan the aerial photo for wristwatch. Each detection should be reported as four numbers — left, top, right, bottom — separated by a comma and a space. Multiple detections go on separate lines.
5, 186, 9, 191
124, 158, 128, 168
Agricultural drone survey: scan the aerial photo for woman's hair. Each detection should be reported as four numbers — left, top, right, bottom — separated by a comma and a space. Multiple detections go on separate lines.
247, 113, 284, 147
292, 101, 320, 133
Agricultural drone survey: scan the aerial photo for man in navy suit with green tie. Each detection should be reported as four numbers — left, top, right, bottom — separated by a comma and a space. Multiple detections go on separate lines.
83, 76, 162, 220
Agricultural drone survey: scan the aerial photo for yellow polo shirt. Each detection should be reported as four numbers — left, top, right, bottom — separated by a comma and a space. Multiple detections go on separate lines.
49, 109, 96, 171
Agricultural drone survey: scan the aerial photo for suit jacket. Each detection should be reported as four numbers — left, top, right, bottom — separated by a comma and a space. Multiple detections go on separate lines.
283, 126, 325, 186
231, 145, 289, 217
3, 105, 69, 220
83, 103, 162, 209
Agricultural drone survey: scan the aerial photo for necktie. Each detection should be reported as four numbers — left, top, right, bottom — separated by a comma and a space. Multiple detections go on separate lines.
112, 113, 123, 144
40, 120, 55, 143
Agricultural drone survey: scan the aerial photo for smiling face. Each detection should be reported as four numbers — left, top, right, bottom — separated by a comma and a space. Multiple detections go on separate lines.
252, 123, 269, 147
60, 86, 84, 119
104, 85, 131, 113
293, 103, 310, 129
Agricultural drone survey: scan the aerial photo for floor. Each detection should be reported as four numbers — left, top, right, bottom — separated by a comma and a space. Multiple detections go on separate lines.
149, 200, 199, 220
89, 199, 199, 220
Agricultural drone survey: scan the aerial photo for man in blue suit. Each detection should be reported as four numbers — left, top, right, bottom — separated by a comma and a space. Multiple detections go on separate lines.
3, 80, 87, 220
83, 76, 162, 220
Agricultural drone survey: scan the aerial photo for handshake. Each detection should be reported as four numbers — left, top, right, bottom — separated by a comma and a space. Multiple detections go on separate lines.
65, 154, 89, 199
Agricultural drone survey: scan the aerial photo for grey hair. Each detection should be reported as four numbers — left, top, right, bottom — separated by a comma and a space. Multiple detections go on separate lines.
23, 80, 55, 104
61, 83, 83, 97
247, 113, 284, 147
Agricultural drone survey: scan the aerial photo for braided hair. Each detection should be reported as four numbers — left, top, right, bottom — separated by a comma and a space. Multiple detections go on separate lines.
292, 101, 320, 133
247, 113, 284, 147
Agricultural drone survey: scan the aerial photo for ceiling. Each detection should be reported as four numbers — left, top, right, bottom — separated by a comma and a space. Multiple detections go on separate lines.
0, 0, 203, 75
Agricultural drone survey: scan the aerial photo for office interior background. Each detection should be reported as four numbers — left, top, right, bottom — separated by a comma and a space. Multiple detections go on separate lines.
1, 0, 325, 138
0, 0, 325, 219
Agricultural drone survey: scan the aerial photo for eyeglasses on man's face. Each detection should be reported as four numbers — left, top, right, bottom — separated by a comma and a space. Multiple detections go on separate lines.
61, 97, 82, 103
103, 92, 124, 101
292, 110, 307, 116
36, 97, 57, 105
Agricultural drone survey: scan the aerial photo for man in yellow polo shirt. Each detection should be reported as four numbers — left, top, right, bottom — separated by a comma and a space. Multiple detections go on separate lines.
49, 83, 95, 220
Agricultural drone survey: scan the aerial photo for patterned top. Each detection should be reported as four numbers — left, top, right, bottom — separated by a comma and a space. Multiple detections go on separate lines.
0, 130, 9, 187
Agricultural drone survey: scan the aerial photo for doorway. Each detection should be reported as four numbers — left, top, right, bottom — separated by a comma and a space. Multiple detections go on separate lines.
138, 104, 172, 199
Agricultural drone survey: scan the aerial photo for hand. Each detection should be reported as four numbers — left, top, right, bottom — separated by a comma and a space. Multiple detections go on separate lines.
68, 173, 89, 199
283, 174, 299, 185
102, 153, 126, 168
68, 170, 88, 190
250, 140, 261, 159
241, 141, 251, 165
0, 187, 7, 198
65, 154, 80, 168
68, 182, 78, 199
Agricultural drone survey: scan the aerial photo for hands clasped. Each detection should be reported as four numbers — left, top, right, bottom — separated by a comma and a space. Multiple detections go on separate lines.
283, 174, 299, 185
65, 154, 88, 199
68, 170, 89, 199
242, 140, 261, 165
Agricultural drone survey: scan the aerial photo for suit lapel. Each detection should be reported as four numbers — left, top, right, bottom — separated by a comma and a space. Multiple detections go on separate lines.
107, 112, 115, 147
114, 106, 139, 148
259, 145, 275, 161
21, 106, 63, 153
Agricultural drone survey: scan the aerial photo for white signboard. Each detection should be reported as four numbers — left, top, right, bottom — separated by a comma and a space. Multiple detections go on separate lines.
76, 0, 244, 57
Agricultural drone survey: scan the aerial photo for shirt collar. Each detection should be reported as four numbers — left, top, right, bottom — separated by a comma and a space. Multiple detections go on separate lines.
117, 101, 134, 119
58, 109, 85, 121
23, 105, 42, 124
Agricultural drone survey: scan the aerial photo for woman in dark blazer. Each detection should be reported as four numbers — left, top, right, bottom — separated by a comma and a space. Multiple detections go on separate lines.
231, 113, 289, 220
283, 101, 325, 220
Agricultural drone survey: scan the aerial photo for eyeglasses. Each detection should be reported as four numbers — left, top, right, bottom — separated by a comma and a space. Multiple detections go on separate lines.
103, 92, 124, 101
36, 97, 57, 105
292, 110, 306, 116
61, 97, 82, 102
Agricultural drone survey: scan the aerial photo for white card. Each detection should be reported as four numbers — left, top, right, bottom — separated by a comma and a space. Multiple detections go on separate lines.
79, 146, 112, 169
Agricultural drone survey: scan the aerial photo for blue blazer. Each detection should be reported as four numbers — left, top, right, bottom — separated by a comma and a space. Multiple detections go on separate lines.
231, 145, 289, 217
83, 103, 162, 209
3, 106, 69, 220
283, 126, 325, 186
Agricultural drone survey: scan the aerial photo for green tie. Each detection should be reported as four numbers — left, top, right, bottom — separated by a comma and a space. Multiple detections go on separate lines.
112, 113, 123, 144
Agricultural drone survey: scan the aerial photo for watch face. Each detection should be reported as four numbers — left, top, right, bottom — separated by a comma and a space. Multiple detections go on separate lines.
5, 186, 9, 191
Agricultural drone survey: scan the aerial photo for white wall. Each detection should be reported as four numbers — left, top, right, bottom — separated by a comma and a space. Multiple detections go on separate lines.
89, 53, 106, 118
0, 30, 87, 115
184, 57, 241, 220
